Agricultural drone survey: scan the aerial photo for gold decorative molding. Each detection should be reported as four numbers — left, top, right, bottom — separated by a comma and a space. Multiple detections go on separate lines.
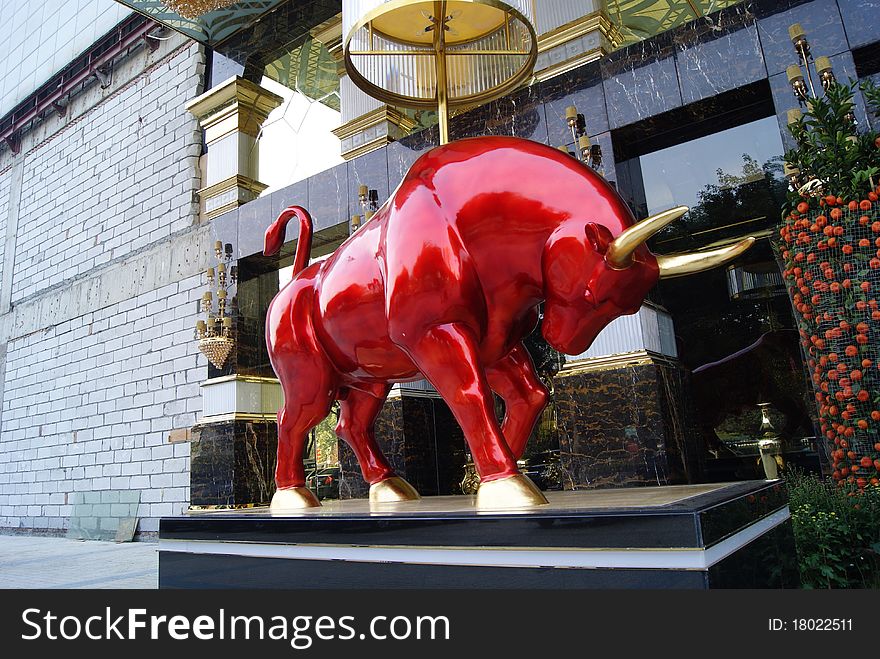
333, 105, 418, 159
198, 174, 268, 221
186, 76, 284, 141
557, 350, 679, 376
538, 13, 620, 53
534, 12, 621, 82
189, 502, 268, 511
333, 105, 417, 140
201, 374, 280, 386
196, 412, 278, 424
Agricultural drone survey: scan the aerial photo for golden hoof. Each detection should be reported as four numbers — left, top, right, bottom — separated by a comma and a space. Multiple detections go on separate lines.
270, 487, 321, 510
476, 474, 548, 509
369, 476, 421, 503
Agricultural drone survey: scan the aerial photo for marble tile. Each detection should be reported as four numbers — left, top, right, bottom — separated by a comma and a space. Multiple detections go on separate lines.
674, 12, 766, 104
592, 131, 617, 184
553, 360, 698, 489
235, 193, 273, 260
767, 69, 802, 151
864, 72, 880, 130
836, 0, 880, 49
347, 147, 390, 215
209, 208, 238, 255
267, 179, 308, 225
190, 420, 279, 507
756, 0, 849, 76
558, 130, 618, 184
234, 266, 278, 377
386, 128, 437, 191
449, 83, 549, 144
602, 34, 683, 129
541, 61, 609, 148
828, 50, 870, 126
190, 422, 235, 506
338, 398, 404, 499
306, 161, 349, 233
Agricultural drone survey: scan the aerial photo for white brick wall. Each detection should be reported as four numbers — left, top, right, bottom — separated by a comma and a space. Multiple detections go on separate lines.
11, 44, 201, 303
0, 31, 208, 534
0, 275, 202, 533
0, 170, 8, 291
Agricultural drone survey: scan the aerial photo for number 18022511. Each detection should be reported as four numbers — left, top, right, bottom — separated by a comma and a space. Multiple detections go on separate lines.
769, 619, 853, 631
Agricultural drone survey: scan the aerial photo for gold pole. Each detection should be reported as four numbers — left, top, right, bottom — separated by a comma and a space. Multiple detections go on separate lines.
434, 0, 449, 145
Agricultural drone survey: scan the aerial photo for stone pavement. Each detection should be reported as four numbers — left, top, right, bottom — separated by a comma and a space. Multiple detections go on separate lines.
0, 534, 157, 588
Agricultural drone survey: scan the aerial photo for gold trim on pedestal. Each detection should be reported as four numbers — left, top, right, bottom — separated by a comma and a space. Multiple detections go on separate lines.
200, 374, 280, 386
196, 412, 278, 424
557, 350, 681, 376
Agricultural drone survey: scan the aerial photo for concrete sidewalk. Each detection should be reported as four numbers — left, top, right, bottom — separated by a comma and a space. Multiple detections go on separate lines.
0, 534, 157, 588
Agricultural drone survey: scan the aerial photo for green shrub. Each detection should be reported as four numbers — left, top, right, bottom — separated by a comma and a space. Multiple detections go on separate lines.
786, 469, 880, 588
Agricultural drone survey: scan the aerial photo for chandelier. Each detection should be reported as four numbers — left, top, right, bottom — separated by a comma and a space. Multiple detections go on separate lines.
164, 0, 237, 20
196, 241, 238, 369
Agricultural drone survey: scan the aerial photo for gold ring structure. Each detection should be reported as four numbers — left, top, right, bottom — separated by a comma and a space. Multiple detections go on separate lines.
343, 0, 538, 144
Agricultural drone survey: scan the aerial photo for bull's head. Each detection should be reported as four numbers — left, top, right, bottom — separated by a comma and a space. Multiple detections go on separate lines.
541, 206, 754, 355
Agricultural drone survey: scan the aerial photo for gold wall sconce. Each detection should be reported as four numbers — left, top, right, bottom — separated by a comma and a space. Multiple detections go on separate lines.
196, 241, 238, 369
353, 183, 379, 233
561, 104, 603, 174
786, 24, 840, 105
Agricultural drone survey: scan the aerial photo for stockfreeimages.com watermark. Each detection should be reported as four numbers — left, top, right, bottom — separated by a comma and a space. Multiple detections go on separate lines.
21, 608, 450, 648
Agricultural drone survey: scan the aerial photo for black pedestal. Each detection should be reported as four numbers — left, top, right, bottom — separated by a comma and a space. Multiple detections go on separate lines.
159, 480, 798, 589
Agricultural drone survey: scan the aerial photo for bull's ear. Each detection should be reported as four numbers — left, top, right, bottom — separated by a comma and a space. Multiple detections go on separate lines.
584, 223, 614, 253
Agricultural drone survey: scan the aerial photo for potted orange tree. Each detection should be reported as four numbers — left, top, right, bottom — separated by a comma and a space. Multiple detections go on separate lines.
778, 79, 880, 491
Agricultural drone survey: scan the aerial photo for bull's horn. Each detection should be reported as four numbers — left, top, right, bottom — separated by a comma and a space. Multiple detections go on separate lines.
656, 237, 756, 279
606, 206, 689, 269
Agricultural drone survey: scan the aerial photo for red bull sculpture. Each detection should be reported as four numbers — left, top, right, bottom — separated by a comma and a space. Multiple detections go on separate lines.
263, 136, 753, 509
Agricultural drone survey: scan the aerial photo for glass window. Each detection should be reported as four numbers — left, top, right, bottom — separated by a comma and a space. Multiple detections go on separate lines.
618, 113, 820, 477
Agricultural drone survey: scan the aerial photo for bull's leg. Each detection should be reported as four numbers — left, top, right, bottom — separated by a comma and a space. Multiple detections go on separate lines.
336, 387, 420, 503
402, 323, 548, 508
486, 344, 550, 461
271, 365, 336, 510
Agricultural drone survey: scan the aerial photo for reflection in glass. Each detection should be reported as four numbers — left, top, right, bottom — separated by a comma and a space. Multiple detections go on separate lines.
617, 112, 819, 478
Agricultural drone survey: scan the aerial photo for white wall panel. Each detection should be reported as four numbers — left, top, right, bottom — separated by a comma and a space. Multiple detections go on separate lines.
0, 0, 133, 117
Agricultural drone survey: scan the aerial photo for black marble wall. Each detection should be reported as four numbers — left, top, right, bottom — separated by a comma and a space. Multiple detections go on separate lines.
553, 360, 703, 489
338, 395, 468, 499
190, 420, 278, 507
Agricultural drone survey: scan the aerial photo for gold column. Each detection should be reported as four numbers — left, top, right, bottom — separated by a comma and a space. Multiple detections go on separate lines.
433, 1, 449, 145
186, 76, 284, 220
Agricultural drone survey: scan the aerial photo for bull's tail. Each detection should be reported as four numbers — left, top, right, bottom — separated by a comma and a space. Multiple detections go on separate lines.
263, 205, 313, 279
